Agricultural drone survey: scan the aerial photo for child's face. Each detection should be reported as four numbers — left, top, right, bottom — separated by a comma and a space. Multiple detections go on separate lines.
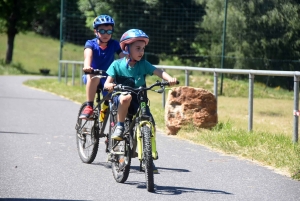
94, 24, 113, 43
129, 40, 146, 61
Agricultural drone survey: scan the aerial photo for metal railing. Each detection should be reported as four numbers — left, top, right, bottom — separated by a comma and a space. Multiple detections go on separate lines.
59, 60, 300, 143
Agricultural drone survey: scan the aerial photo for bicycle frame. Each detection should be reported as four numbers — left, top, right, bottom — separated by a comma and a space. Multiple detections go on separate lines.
108, 80, 179, 191
133, 100, 157, 160
111, 90, 158, 161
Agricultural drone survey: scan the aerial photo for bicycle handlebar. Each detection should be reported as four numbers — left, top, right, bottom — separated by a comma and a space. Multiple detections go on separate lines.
84, 69, 105, 75
113, 80, 180, 93
84, 69, 107, 80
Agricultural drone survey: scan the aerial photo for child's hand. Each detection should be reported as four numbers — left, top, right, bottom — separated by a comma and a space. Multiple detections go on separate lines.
83, 66, 93, 73
104, 83, 116, 92
168, 77, 178, 86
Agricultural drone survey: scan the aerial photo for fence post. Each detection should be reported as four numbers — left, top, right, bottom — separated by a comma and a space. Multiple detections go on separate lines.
72, 64, 75, 86
162, 68, 165, 108
185, 70, 189, 86
214, 72, 218, 114
58, 62, 62, 82
80, 64, 83, 87
248, 73, 254, 131
293, 75, 299, 143
65, 63, 68, 85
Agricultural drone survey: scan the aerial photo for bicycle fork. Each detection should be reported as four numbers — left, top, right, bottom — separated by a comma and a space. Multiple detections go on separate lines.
136, 121, 158, 160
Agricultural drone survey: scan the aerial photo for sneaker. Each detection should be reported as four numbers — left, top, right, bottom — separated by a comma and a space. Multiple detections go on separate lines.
111, 126, 124, 141
79, 105, 93, 119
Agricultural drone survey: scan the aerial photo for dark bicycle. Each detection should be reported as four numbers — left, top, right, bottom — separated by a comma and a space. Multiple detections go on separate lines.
107, 80, 179, 192
75, 69, 112, 163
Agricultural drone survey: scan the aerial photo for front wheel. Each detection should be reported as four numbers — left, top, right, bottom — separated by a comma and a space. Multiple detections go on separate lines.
142, 125, 154, 192
75, 103, 99, 163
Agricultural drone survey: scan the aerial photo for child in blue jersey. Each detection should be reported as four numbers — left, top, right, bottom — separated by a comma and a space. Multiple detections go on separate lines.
104, 29, 177, 141
79, 14, 125, 119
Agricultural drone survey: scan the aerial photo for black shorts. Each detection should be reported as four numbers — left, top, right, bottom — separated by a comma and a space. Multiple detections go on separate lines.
112, 93, 155, 125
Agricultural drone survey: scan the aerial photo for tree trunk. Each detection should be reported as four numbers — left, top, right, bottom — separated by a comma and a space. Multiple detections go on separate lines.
5, 33, 16, 64
5, 0, 19, 64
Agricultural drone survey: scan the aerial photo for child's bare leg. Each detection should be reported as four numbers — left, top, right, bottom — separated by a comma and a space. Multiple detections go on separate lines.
79, 75, 99, 119
112, 94, 131, 140
117, 94, 131, 122
86, 75, 98, 102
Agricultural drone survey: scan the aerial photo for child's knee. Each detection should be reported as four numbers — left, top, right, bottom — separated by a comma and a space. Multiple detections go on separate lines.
120, 94, 132, 104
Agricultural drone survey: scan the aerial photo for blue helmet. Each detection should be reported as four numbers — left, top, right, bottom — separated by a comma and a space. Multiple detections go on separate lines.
93, 15, 115, 29
120, 29, 149, 51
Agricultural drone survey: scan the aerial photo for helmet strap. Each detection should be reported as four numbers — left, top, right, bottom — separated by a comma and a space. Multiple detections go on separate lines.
125, 45, 137, 67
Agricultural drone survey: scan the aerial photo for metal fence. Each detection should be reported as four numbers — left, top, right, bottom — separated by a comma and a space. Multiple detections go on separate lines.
59, 60, 300, 143
59, 1, 300, 78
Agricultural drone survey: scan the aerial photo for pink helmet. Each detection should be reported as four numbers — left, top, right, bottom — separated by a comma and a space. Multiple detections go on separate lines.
120, 29, 149, 51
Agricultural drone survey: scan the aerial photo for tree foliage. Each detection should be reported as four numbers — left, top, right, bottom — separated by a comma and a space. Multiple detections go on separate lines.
195, 0, 300, 88
196, 0, 300, 69
0, 0, 62, 63
78, 0, 204, 62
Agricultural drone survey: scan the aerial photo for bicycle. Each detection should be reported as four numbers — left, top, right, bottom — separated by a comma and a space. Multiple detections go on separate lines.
107, 80, 179, 192
75, 69, 112, 163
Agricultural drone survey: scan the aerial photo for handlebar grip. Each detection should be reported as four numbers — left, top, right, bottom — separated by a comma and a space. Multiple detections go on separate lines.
84, 70, 92, 75
164, 80, 180, 85
84, 69, 104, 75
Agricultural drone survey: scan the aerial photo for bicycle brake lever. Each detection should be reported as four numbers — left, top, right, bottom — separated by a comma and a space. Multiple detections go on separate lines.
91, 75, 106, 79
155, 88, 165, 93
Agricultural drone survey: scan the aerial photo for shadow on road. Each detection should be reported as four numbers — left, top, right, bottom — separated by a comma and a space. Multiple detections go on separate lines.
0, 131, 39, 135
0, 199, 90, 201
92, 162, 190, 173
125, 181, 233, 195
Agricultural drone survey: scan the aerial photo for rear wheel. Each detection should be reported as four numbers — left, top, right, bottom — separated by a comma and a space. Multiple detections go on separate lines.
75, 103, 99, 163
111, 139, 131, 183
142, 125, 154, 192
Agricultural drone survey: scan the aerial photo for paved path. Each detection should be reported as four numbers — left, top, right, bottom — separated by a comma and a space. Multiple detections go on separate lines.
0, 75, 299, 201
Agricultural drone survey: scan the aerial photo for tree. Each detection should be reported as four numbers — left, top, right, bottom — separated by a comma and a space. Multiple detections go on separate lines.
195, 0, 300, 88
0, 0, 61, 64
78, 0, 204, 63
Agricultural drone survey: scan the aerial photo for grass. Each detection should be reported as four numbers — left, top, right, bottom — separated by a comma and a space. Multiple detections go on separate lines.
1, 32, 300, 180
0, 32, 82, 76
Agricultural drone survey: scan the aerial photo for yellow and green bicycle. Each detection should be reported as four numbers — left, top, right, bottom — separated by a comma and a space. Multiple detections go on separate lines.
107, 80, 179, 192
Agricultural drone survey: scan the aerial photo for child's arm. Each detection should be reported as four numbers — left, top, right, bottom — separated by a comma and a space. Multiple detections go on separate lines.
104, 76, 116, 92
83, 48, 93, 73
153, 69, 177, 86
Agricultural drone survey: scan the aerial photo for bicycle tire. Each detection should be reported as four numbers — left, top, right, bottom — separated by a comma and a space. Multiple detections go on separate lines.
109, 110, 131, 183
75, 103, 99, 163
142, 125, 154, 192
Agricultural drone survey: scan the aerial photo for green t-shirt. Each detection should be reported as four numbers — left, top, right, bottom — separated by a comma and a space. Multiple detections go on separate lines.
106, 57, 156, 88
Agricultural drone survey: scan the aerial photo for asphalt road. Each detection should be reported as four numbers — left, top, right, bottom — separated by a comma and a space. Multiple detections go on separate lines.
0, 75, 299, 201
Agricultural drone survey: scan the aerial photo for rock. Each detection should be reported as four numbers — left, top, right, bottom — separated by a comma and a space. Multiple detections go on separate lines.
165, 86, 218, 135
